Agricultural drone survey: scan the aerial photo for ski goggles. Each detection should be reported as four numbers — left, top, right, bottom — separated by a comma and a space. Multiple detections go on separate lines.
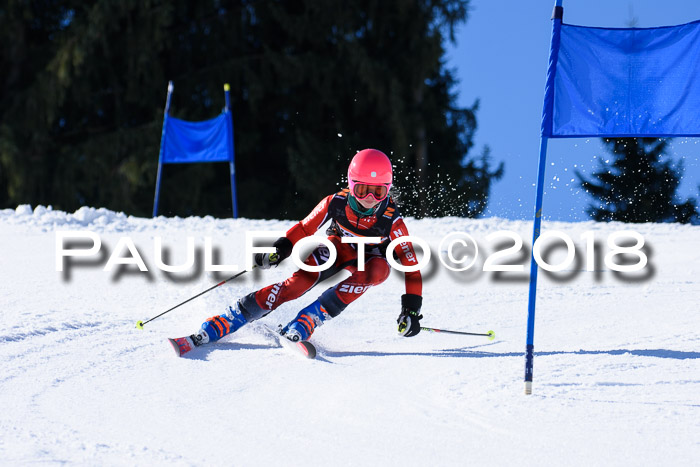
350, 181, 390, 201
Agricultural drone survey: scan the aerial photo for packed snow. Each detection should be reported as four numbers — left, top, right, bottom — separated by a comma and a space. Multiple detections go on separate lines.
1, 205, 698, 466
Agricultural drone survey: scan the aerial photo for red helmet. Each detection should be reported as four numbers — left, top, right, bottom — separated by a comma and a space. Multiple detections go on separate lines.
347, 149, 393, 201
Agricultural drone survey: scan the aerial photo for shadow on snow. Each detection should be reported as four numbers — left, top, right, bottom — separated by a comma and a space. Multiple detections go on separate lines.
320, 348, 700, 360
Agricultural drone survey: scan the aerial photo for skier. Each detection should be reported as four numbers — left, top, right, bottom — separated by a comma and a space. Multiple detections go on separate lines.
177, 149, 423, 352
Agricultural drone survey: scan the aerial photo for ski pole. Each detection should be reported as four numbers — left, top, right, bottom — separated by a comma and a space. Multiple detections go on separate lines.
421, 327, 495, 341
136, 268, 252, 329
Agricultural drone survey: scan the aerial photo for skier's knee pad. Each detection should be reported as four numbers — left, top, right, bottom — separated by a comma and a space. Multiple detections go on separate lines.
238, 291, 269, 322
319, 287, 348, 318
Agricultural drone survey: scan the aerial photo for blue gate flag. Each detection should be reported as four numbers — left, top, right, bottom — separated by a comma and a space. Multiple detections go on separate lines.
162, 114, 232, 163
543, 19, 700, 138
527, 2, 700, 395
153, 81, 238, 218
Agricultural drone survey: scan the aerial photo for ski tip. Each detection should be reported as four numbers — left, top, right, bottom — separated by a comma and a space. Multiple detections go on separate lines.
168, 338, 182, 357
487, 330, 495, 341
169, 336, 197, 357
136, 320, 144, 330
298, 341, 317, 359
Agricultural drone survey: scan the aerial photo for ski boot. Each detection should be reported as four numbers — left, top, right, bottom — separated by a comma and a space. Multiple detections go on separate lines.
169, 302, 249, 357
200, 301, 249, 343
280, 299, 331, 342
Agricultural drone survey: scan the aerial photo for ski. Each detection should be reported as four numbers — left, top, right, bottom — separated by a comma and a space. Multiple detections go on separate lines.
168, 326, 317, 359
261, 325, 317, 359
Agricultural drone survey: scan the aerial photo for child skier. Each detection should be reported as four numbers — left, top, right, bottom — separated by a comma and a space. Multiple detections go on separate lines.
176, 149, 423, 352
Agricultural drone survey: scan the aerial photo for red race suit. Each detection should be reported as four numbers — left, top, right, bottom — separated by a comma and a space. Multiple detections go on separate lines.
248, 188, 422, 318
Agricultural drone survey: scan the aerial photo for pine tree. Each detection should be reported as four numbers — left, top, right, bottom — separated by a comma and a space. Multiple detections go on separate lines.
576, 138, 699, 224
0, 0, 502, 219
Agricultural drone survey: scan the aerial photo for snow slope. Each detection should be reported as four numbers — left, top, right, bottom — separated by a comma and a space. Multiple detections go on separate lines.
1, 205, 698, 466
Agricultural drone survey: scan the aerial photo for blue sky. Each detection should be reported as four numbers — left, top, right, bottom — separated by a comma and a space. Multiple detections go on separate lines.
445, 0, 700, 221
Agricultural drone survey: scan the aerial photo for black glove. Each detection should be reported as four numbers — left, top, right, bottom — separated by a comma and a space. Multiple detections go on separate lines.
254, 237, 293, 269
397, 294, 423, 337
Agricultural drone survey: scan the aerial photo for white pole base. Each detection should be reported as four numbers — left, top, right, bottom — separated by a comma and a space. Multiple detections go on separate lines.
524, 381, 533, 395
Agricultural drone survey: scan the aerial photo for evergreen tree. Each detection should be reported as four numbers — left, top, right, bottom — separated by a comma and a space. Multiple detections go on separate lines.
576, 138, 699, 224
0, 0, 502, 219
